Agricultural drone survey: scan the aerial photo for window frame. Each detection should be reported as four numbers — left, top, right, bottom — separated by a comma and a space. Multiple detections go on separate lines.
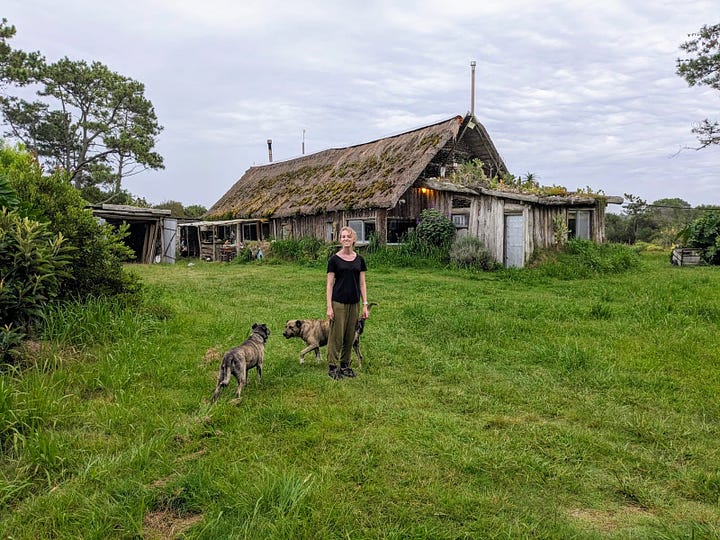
568, 209, 592, 239
347, 219, 376, 243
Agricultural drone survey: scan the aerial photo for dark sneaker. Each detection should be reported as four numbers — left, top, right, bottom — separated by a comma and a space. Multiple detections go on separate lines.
328, 366, 343, 380
340, 366, 356, 378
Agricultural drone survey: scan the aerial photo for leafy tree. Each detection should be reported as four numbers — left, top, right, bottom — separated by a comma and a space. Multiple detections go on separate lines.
153, 200, 185, 217
0, 18, 42, 87
677, 23, 720, 148
622, 193, 653, 244
184, 204, 207, 218
152, 200, 208, 218
644, 198, 691, 247
79, 185, 136, 205
0, 21, 164, 194
605, 213, 632, 244
608, 197, 719, 246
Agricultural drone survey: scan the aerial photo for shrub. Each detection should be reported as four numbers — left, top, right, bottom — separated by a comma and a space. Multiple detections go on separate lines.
680, 211, 720, 264
396, 209, 457, 265
1, 143, 138, 298
0, 171, 19, 210
0, 209, 73, 360
398, 228, 449, 264
449, 235, 497, 270
414, 208, 456, 250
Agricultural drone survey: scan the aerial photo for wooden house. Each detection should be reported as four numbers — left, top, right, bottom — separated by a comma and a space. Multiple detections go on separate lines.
204, 114, 622, 267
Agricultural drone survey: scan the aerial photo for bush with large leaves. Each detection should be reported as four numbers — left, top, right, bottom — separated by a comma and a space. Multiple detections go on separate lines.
0, 208, 72, 359
1, 142, 139, 298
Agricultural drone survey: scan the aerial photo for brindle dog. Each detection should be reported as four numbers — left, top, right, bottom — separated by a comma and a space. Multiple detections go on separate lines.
211, 323, 270, 403
283, 303, 376, 368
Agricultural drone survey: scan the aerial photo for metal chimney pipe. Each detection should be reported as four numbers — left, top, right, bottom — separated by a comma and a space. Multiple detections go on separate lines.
470, 61, 476, 116
267, 139, 273, 163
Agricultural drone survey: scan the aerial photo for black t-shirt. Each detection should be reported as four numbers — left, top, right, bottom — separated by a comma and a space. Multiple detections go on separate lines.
327, 253, 367, 304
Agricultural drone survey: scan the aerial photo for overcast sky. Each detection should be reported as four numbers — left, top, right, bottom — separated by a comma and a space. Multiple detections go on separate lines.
4, 1, 718, 211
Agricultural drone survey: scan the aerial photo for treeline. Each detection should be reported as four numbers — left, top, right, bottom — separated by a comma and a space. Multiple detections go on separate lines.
606, 195, 719, 246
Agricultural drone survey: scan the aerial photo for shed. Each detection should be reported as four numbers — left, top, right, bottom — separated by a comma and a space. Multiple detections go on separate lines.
91, 204, 175, 263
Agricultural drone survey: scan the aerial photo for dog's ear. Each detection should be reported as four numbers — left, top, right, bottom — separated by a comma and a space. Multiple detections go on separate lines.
252, 323, 258, 330
295, 320, 302, 328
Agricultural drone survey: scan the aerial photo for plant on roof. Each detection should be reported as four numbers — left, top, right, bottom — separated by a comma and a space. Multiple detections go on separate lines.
450, 159, 491, 186
450, 159, 606, 199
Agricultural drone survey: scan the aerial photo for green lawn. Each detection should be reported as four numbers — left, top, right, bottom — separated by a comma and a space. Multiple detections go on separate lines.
1, 254, 719, 538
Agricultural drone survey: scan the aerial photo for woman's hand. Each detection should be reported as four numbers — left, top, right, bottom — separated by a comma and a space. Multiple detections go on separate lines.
327, 306, 334, 320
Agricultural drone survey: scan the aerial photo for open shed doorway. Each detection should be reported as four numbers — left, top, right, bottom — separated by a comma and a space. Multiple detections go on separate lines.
90, 204, 173, 263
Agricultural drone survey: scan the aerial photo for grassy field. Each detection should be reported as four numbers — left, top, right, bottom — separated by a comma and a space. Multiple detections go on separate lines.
1, 253, 719, 538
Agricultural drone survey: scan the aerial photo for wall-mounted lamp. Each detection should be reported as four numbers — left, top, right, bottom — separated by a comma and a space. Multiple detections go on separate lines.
398, 198, 406, 205
420, 187, 430, 195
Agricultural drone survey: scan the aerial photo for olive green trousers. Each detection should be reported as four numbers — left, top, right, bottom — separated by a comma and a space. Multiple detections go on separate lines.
327, 301, 360, 368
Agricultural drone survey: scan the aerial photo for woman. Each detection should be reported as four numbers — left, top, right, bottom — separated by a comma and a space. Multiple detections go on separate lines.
326, 226, 369, 379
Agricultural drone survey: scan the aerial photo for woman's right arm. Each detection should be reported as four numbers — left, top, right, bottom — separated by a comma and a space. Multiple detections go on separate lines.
326, 272, 335, 320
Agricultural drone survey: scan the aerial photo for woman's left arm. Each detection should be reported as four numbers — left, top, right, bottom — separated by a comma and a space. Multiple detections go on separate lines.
360, 271, 369, 319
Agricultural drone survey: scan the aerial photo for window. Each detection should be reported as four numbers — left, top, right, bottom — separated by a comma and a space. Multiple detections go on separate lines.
326, 222, 334, 242
243, 223, 258, 241
388, 219, 414, 243
452, 214, 468, 228
347, 219, 376, 242
568, 210, 591, 239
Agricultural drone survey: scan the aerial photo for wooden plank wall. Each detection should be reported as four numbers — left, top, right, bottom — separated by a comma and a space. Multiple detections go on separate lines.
265, 189, 606, 268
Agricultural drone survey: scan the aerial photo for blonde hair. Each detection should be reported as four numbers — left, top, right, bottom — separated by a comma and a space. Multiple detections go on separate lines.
339, 226, 357, 243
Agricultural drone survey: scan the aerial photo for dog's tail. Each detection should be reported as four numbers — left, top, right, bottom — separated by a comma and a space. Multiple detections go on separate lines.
357, 302, 377, 335
211, 357, 233, 403
217, 357, 233, 384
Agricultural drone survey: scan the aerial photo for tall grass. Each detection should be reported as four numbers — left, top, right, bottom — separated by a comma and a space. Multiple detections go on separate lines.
0, 252, 719, 538
529, 238, 640, 278
40, 295, 164, 347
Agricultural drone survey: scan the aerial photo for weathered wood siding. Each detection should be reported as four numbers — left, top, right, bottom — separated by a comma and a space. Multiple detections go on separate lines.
265, 186, 608, 267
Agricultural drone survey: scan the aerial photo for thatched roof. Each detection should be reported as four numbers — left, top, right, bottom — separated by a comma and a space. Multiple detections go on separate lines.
206, 114, 507, 219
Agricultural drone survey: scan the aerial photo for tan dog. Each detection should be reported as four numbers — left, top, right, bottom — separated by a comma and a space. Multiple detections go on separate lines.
211, 323, 270, 403
283, 303, 375, 368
